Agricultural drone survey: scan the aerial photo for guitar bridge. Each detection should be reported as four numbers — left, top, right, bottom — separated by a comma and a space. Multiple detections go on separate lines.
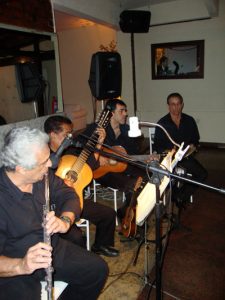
65, 170, 77, 183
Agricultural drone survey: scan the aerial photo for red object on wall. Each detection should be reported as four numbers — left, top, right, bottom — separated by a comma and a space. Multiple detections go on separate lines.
52, 96, 58, 113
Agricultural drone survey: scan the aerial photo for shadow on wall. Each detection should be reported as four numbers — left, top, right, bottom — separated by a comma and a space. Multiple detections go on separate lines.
64, 104, 87, 131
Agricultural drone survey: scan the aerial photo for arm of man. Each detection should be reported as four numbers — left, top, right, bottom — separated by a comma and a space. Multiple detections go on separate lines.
0, 242, 52, 277
45, 210, 75, 235
189, 116, 200, 146
49, 170, 81, 223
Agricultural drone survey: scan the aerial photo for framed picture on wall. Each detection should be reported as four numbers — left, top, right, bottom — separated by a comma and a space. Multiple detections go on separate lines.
151, 40, 204, 79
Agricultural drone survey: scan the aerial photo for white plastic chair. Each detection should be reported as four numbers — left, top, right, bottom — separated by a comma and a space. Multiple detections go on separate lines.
76, 218, 90, 250
41, 280, 68, 300
149, 127, 155, 154
92, 179, 125, 226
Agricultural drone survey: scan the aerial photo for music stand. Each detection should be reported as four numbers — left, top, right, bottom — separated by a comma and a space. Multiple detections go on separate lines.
135, 156, 225, 300
81, 132, 225, 300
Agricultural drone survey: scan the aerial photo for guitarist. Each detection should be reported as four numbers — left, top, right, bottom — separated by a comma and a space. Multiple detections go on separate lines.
79, 99, 154, 231
44, 115, 119, 257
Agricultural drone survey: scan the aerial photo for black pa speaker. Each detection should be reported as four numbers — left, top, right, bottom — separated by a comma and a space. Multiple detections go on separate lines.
88, 52, 122, 100
119, 10, 151, 33
16, 63, 43, 103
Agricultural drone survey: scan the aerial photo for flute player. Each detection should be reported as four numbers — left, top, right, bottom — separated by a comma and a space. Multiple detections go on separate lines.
0, 127, 108, 300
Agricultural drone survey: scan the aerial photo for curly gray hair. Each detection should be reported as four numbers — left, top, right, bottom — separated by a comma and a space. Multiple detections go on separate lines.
1, 126, 49, 171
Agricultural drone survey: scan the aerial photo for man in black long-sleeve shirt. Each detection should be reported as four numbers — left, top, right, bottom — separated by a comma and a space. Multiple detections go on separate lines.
153, 92, 207, 206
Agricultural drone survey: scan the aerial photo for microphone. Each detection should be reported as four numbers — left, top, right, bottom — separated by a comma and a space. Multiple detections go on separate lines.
50, 133, 72, 168
128, 116, 142, 137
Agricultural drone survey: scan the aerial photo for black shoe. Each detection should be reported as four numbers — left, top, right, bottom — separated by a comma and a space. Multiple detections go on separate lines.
91, 245, 119, 257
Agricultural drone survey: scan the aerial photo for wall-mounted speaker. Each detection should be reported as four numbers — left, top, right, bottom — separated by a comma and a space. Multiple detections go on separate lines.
15, 63, 43, 103
119, 10, 151, 33
88, 52, 122, 100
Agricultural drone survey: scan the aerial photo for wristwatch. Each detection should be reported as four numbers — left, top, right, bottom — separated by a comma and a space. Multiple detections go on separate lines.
60, 215, 72, 227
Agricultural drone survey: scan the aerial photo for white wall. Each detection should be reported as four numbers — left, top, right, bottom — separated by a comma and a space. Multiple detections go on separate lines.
118, 0, 225, 143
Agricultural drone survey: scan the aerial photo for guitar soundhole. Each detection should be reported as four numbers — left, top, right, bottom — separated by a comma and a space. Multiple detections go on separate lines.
65, 170, 78, 183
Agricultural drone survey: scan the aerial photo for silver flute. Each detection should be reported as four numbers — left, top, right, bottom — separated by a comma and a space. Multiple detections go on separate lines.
43, 172, 54, 300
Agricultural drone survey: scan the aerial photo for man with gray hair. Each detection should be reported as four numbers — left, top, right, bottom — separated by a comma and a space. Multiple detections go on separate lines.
0, 126, 108, 300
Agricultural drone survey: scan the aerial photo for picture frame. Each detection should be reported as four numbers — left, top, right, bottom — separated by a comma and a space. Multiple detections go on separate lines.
151, 40, 204, 80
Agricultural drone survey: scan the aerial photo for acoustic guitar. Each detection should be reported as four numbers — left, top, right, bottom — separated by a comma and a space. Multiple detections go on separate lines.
121, 176, 144, 238
93, 145, 128, 179
56, 108, 112, 209
93, 145, 160, 179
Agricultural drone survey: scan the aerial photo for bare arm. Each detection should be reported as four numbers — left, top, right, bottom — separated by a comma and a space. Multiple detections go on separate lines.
45, 210, 75, 234
0, 210, 75, 278
0, 242, 52, 277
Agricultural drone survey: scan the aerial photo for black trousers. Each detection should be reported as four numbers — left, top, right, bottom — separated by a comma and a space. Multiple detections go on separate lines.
174, 155, 208, 203
62, 199, 116, 248
0, 238, 108, 300
97, 165, 148, 220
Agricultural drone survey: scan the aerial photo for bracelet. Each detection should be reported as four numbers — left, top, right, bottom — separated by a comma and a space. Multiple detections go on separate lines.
60, 216, 72, 227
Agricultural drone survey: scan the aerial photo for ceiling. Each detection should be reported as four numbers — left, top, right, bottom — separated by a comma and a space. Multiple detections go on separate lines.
0, 28, 55, 67
54, 0, 219, 31
0, 0, 219, 66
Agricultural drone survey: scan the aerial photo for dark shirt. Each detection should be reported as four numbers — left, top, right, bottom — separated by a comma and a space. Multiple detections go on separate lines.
80, 123, 141, 156
0, 167, 80, 267
153, 113, 200, 153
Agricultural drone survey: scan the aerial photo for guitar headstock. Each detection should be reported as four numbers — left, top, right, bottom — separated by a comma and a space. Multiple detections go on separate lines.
95, 108, 112, 129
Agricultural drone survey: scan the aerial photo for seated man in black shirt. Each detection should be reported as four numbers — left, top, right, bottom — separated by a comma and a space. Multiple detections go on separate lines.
79, 99, 149, 226
153, 92, 208, 207
0, 126, 108, 299
44, 115, 119, 257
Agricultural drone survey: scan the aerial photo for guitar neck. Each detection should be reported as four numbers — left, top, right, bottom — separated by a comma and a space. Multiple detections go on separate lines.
72, 131, 99, 174
130, 154, 160, 162
131, 154, 150, 161
71, 109, 111, 174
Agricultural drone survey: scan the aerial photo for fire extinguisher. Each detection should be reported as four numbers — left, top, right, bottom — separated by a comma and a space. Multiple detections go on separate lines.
52, 96, 58, 113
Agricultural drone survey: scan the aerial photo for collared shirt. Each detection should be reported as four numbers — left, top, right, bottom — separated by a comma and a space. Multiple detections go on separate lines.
153, 113, 200, 153
0, 167, 80, 260
104, 123, 140, 155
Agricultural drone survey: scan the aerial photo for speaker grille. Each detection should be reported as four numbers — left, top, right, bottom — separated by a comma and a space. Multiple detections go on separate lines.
88, 52, 122, 100
119, 10, 151, 33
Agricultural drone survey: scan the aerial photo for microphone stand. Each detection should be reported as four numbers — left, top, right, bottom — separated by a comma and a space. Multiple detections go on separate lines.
90, 145, 225, 300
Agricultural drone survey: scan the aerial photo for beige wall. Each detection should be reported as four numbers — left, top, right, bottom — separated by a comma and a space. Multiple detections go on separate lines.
118, 1, 225, 143
55, 0, 225, 143
57, 7, 225, 143
57, 24, 116, 123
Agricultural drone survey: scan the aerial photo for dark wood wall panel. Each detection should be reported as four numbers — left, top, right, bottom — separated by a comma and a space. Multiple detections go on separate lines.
0, 0, 54, 32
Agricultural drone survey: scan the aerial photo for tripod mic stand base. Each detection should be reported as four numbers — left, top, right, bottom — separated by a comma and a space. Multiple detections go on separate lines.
137, 266, 157, 300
